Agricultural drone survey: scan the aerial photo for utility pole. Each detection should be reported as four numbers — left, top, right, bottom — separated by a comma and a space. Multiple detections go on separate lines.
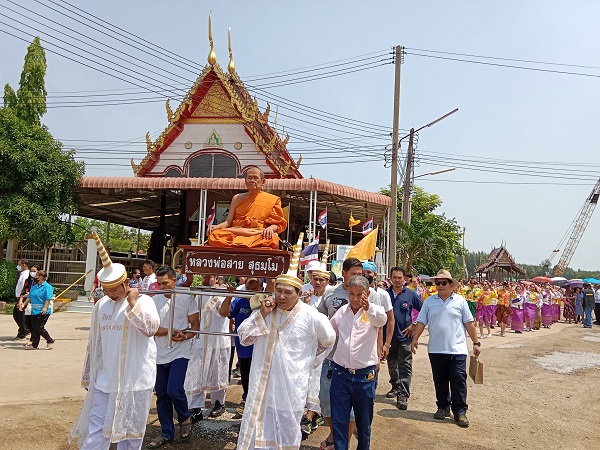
401, 128, 415, 226
389, 45, 403, 269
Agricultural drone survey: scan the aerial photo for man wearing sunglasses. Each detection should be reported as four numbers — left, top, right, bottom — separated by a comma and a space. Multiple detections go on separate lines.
411, 269, 480, 428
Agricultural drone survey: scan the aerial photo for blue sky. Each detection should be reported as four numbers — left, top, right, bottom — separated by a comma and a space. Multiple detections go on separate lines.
2, 1, 600, 270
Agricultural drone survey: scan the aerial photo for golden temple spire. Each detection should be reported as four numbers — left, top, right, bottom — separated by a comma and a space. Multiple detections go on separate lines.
208, 12, 217, 66
228, 27, 236, 74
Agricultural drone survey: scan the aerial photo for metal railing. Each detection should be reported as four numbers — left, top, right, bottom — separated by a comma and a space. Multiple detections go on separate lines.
138, 286, 269, 348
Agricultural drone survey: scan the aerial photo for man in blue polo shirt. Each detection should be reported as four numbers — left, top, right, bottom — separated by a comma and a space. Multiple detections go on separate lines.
385, 266, 422, 410
411, 269, 481, 428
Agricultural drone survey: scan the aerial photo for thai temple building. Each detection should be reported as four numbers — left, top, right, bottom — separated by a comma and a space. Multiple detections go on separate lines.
131, 23, 301, 180
72, 16, 391, 292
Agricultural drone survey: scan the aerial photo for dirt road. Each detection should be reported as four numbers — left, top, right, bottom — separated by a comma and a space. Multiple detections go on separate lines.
1, 312, 598, 449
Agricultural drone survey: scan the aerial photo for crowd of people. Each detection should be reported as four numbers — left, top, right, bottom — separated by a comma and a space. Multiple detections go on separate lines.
11, 166, 598, 450
12, 253, 600, 450
376, 276, 600, 335
62, 230, 482, 450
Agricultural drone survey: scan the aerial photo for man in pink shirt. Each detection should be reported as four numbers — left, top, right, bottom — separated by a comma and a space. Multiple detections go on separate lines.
329, 275, 387, 450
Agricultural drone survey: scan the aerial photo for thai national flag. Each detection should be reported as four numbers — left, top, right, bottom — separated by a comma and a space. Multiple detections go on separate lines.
362, 217, 373, 235
318, 209, 327, 229
300, 234, 320, 266
206, 202, 216, 227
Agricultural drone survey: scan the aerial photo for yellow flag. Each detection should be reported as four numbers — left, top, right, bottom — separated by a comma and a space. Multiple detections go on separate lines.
282, 205, 290, 223
345, 227, 378, 261
349, 213, 360, 228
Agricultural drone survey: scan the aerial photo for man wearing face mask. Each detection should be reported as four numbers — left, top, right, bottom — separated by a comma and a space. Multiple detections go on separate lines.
13, 260, 30, 340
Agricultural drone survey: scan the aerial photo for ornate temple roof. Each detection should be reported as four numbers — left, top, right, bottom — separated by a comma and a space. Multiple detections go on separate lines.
475, 246, 525, 275
131, 20, 301, 179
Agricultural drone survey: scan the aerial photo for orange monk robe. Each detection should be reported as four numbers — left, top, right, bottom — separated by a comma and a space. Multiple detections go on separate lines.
208, 191, 287, 249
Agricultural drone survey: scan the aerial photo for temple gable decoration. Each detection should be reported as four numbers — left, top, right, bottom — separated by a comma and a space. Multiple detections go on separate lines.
131, 15, 302, 179
206, 130, 223, 147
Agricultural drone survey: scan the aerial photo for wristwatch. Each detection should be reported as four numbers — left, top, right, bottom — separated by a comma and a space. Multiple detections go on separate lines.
383, 343, 391, 348
473, 342, 481, 347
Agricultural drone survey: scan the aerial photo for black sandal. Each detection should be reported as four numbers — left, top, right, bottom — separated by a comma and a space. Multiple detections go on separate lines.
180, 421, 192, 440
147, 435, 173, 448
320, 438, 334, 450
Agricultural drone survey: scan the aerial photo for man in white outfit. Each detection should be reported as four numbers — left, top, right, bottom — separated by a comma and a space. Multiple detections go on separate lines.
236, 234, 336, 450
69, 232, 160, 450
185, 284, 232, 420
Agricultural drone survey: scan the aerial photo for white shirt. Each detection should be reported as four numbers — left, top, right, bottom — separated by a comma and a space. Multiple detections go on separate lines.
595, 289, 600, 303
372, 287, 393, 312
15, 269, 29, 297
417, 293, 473, 355
306, 285, 334, 310
94, 295, 159, 393
236, 302, 336, 450
141, 273, 157, 291
319, 283, 381, 360
330, 303, 387, 369
154, 293, 198, 364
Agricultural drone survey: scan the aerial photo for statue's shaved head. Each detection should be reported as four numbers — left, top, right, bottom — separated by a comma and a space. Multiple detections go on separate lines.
245, 166, 265, 180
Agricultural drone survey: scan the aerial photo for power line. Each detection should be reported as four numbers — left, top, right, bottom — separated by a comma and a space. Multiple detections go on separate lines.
417, 155, 598, 181
417, 178, 594, 186
55, 0, 392, 80
405, 51, 600, 79
1, 21, 388, 147
1, 3, 396, 168
417, 151, 600, 176
36, 1, 393, 132
404, 46, 600, 71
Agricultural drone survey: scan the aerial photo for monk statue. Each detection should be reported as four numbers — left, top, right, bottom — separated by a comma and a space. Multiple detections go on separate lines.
207, 167, 287, 249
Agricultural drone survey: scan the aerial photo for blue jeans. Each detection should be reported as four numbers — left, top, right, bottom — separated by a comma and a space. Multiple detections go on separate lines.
584, 306, 593, 327
330, 362, 376, 450
155, 358, 190, 440
428, 353, 468, 417
319, 359, 354, 419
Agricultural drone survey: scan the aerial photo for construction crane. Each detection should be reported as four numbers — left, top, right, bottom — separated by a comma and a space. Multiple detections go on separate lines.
552, 178, 600, 276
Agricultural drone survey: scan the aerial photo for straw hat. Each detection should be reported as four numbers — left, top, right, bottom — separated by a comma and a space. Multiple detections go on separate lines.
311, 239, 330, 280
92, 232, 127, 289
275, 233, 304, 290
429, 269, 457, 285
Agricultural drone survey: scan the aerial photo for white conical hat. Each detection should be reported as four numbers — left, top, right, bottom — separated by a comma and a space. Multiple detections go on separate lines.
275, 233, 304, 290
92, 232, 127, 289
311, 239, 330, 280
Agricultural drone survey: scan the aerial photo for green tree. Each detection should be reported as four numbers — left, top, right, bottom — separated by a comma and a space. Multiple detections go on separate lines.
3, 84, 17, 109
380, 185, 463, 274
72, 217, 151, 254
4, 37, 47, 126
452, 250, 490, 279
0, 38, 84, 247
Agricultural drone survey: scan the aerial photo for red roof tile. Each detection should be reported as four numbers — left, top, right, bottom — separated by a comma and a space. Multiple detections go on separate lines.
80, 176, 391, 206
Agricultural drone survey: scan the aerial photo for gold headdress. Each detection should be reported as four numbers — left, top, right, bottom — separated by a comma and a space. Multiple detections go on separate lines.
311, 239, 330, 280
275, 233, 304, 290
